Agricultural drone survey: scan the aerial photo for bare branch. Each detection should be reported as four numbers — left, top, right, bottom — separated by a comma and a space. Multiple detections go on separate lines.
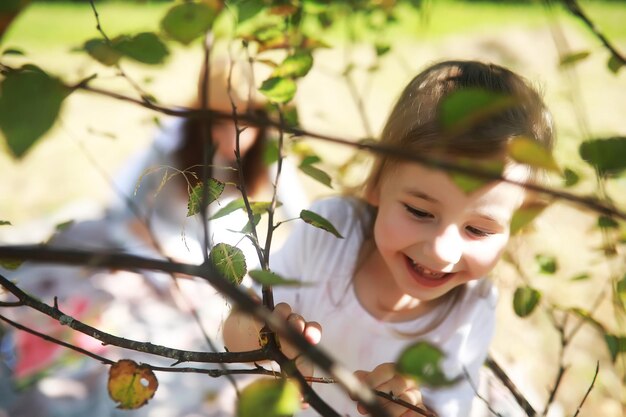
561, 0, 626, 67
0, 313, 114, 365
0, 61, 620, 221
571, 361, 599, 417
0, 313, 313, 380
0, 271, 266, 364
0, 246, 392, 417
374, 390, 437, 417
485, 356, 538, 417
462, 366, 505, 417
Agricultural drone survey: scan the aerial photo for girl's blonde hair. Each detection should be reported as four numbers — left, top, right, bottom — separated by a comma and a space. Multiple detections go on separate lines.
363, 60, 555, 196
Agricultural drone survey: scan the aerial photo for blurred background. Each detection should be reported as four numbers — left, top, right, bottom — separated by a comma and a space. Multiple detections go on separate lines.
0, 1, 625, 416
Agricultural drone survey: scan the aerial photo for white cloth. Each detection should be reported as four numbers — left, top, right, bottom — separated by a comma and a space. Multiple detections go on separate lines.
269, 197, 498, 417
110, 116, 309, 268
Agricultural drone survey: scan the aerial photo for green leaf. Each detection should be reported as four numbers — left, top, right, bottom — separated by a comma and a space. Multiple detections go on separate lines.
396, 342, 456, 387
0, 0, 24, 13
439, 88, 515, 132
263, 139, 280, 165
2, 48, 24, 56
211, 198, 246, 220
579, 137, 626, 175
55, 220, 74, 232
508, 136, 561, 174
300, 209, 343, 238
375, 42, 391, 57
114, 32, 169, 65
0, 220, 11, 226
535, 254, 557, 274
0, 259, 23, 270
0, 66, 69, 158
187, 179, 225, 217
604, 334, 626, 362
209, 243, 247, 286
259, 77, 297, 104
509, 202, 548, 235
617, 275, 626, 306
570, 273, 590, 281
563, 167, 580, 187
272, 50, 314, 79
559, 50, 590, 67
597, 215, 619, 229
240, 213, 261, 234
83, 38, 122, 66
211, 198, 276, 220
607, 55, 624, 74
232, 0, 265, 23
449, 159, 504, 194
282, 105, 299, 127
568, 307, 605, 332
513, 286, 541, 317
237, 378, 300, 417
161, 2, 216, 46
248, 269, 307, 287
299, 162, 332, 189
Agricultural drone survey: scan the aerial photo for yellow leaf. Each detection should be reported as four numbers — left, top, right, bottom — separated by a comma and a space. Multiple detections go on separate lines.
108, 360, 158, 409
508, 137, 561, 175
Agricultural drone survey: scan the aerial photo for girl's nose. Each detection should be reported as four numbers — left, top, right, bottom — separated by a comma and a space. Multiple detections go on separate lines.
424, 224, 463, 266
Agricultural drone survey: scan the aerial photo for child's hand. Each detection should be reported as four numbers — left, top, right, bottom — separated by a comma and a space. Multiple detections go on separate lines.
271, 302, 322, 380
353, 363, 424, 417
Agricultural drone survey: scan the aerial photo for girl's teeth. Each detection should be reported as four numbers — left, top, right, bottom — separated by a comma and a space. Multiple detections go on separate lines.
410, 259, 446, 279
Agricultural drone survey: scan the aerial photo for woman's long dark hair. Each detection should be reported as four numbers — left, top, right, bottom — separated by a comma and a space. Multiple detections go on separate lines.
173, 106, 270, 197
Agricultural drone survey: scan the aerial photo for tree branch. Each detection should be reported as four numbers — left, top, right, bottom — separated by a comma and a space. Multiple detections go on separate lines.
1, 62, 622, 221
0, 271, 266, 364
571, 361, 599, 417
485, 356, 537, 417
0, 246, 392, 417
561, 0, 626, 67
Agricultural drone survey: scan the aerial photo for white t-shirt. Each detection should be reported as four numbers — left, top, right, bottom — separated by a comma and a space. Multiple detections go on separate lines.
270, 197, 498, 417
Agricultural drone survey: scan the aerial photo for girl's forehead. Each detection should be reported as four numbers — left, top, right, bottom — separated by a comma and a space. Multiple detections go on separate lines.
383, 161, 527, 208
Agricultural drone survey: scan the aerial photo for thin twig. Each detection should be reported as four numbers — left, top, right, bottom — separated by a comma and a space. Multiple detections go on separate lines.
227, 44, 265, 268
572, 361, 599, 417
462, 366, 505, 417
485, 356, 537, 417
88, 0, 154, 103
561, 0, 626, 66
0, 313, 313, 379
0, 248, 392, 417
541, 364, 567, 416
0, 272, 266, 364
0, 313, 114, 365
374, 390, 437, 417
0, 62, 613, 221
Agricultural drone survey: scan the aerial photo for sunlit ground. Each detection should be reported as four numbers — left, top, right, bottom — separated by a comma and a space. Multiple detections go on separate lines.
0, 1, 625, 416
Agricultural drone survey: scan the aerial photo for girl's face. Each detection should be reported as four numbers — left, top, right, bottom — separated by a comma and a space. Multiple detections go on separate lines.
367, 161, 527, 302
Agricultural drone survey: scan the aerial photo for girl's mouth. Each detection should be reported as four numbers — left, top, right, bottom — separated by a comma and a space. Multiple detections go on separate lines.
405, 256, 454, 288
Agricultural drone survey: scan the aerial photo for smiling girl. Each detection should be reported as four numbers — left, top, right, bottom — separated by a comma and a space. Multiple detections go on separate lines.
223, 60, 555, 417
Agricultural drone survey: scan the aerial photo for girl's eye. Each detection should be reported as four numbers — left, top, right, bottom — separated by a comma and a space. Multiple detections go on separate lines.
404, 204, 433, 220
466, 226, 494, 238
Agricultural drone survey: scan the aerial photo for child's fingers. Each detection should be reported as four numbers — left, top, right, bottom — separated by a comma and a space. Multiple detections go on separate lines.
273, 302, 293, 320
303, 321, 322, 345
372, 373, 418, 399
361, 362, 397, 388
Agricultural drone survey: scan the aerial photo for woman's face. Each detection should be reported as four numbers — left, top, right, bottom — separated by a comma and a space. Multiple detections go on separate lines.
212, 119, 259, 162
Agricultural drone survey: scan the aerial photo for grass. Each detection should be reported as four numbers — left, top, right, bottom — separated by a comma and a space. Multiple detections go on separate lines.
3, 1, 625, 52
2, 2, 171, 49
